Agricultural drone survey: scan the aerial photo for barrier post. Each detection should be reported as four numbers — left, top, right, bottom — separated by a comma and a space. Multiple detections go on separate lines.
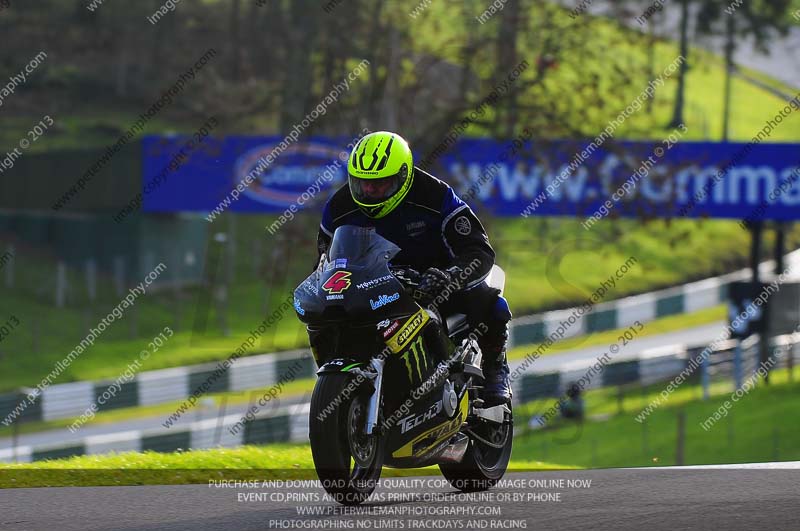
641, 418, 648, 455
675, 410, 686, 466
733, 341, 743, 390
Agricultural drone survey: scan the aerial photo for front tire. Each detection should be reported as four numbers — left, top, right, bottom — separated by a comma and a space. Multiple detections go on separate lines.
309, 372, 383, 505
439, 403, 513, 492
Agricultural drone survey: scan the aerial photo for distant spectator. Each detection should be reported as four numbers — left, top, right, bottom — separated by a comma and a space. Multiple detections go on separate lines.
561, 382, 584, 420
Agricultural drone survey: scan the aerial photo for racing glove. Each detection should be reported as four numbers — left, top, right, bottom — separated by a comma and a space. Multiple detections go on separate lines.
413, 266, 463, 307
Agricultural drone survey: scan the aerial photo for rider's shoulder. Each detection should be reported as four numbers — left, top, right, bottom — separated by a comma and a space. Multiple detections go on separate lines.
325, 183, 357, 211
321, 183, 360, 227
409, 167, 463, 215
408, 167, 453, 206
412, 167, 450, 192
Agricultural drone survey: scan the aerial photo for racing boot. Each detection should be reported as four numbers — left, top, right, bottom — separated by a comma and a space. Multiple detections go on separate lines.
479, 324, 512, 407
482, 350, 512, 407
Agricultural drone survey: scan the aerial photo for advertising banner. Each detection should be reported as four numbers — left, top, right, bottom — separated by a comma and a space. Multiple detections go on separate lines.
142, 136, 800, 221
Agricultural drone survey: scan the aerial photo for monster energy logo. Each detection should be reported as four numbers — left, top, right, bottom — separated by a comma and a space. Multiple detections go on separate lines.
400, 336, 428, 381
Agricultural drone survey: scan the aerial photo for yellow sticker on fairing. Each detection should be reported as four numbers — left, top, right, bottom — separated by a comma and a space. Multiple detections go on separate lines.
392, 391, 468, 459
385, 308, 430, 354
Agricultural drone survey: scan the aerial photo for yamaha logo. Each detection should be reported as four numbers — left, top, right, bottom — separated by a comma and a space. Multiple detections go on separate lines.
454, 216, 472, 235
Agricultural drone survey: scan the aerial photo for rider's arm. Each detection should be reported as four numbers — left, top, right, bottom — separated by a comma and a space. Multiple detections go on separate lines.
314, 204, 335, 270
440, 187, 495, 290
314, 226, 331, 271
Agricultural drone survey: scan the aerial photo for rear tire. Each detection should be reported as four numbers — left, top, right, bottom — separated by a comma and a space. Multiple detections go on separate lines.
439, 403, 513, 492
309, 372, 383, 505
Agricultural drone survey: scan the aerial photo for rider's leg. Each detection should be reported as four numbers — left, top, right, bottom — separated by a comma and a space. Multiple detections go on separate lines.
459, 284, 512, 406
478, 295, 512, 406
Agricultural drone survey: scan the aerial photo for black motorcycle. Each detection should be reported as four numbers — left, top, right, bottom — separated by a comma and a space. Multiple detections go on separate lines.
293, 225, 513, 505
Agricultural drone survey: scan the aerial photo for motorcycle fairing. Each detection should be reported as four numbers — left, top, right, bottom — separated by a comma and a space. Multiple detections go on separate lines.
388, 391, 468, 462
294, 226, 416, 325
316, 358, 367, 374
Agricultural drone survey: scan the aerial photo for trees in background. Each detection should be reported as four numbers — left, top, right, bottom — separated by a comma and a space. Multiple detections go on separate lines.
0, 0, 793, 147
667, 0, 793, 129
0, 2, 628, 132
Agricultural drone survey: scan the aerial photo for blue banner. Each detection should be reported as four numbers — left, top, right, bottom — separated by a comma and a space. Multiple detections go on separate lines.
141, 135, 349, 213
142, 136, 800, 221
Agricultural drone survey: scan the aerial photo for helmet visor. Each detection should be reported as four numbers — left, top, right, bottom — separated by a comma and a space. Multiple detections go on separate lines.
348, 170, 405, 206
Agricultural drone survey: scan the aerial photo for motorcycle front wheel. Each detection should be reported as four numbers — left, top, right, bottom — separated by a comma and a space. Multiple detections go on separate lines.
309, 372, 383, 505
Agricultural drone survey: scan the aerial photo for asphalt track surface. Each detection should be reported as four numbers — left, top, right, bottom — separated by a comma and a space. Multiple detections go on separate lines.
2, 466, 799, 531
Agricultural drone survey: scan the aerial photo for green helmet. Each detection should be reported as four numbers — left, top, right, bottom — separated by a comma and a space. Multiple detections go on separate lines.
347, 131, 414, 219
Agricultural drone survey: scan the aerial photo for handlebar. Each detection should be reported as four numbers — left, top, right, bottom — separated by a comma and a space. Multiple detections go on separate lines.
389, 265, 421, 286
390, 266, 431, 304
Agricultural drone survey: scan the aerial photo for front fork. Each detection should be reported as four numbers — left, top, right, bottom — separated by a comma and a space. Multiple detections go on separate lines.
364, 357, 385, 435
362, 337, 477, 436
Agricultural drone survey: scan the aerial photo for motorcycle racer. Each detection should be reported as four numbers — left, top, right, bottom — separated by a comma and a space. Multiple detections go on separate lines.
315, 130, 512, 405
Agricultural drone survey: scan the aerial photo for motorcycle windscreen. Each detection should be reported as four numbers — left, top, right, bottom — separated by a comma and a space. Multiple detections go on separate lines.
325, 225, 400, 269
293, 225, 411, 323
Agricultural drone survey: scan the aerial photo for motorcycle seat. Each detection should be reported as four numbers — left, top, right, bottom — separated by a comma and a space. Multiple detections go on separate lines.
486, 265, 505, 296
445, 313, 470, 336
